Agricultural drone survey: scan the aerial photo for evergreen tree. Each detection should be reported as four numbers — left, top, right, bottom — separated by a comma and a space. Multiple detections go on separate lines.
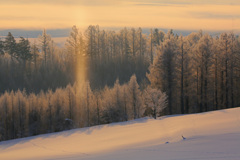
128, 75, 142, 119
0, 39, 4, 55
153, 28, 160, 46
17, 37, 32, 67
39, 29, 51, 66
4, 32, 17, 60
31, 41, 39, 70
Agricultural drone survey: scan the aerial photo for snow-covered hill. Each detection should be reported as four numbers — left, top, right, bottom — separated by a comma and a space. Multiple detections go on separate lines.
1, 107, 240, 160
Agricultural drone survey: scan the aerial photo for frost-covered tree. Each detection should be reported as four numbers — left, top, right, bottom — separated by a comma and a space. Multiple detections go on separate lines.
144, 87, 167, 119
101, 86, 115, 123
128, 74, 143, 119
66, 25, 79, 56
101, 84, 122, 123
195, 34, 213, 112
92, 91, 102, 125
39, 29, 51, 66
50, 88, 66, 132
177, 35, 193, 114
66, 25, 85, 62
121, 84, 129, 121
218, 33, 235, 109
28, 93, 39, 136
147, 32, 178, 114
66, 84, 75, 121
112, 79, 126, 121
85, 25, 97, 57
83, 81, 93, 127
15, 90, 29, 138
122, 27, 131, 57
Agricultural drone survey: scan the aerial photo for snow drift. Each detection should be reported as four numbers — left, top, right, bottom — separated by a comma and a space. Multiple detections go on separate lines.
1, 107, 240, 160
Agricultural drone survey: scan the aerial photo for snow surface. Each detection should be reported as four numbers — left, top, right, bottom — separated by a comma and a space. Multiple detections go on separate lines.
1, 107, 240, 160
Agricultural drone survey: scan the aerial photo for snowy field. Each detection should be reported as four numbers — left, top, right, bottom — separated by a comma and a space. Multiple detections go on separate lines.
1, 107, 240, 160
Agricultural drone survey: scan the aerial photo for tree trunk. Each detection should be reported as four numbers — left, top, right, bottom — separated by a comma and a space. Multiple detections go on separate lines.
180, 43, 184, 114
214, 55, 218, 110
204, 66, 208, 111
197, 67, 199, 112
140, 30, 142, 56
225, 42, 229, 108
150, 29, 153, 64
221, 70, 224, 109
200, 52, 204, 112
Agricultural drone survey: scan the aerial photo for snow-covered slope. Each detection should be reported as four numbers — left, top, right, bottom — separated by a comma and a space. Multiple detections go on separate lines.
1, 108, 240, 160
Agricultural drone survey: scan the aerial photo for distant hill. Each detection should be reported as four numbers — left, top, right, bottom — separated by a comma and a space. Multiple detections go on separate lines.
1, 28, 239, 39
0, 29, 71, 38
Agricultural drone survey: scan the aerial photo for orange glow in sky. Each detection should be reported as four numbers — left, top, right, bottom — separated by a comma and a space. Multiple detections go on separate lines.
0, 0, 239, 31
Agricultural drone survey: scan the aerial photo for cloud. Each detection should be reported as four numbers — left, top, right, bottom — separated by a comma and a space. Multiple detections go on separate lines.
190, 12, 240, 19
0, 15, 74, 21
0, 0, 239, 30
124, 0, 240, 5
134, 3, 170, 6
1, 0, 239, 7
0, 0, 122, 6
132, 3, 186, 7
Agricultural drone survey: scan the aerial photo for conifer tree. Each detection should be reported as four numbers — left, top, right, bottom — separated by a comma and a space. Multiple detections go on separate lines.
31, 41, 39, 70
4, 32, 17, 60
39, 29, 51, 66
128, 75, 142, 119
17, 37, 32, 67
0, 39, 4, 55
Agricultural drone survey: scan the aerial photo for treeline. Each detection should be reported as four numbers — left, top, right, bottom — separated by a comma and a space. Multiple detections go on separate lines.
0, 25, 240, 141
148, 31, 240, 114
0, 75, 167, 141
0, 26, 151, 93
0, 31, 75, 93
66, 25, 150, 88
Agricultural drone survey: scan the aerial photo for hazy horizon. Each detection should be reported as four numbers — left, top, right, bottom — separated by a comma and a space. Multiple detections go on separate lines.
0, 27, 239, 39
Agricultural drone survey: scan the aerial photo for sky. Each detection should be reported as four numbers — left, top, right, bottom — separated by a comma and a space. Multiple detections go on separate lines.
0, 0, 240, 31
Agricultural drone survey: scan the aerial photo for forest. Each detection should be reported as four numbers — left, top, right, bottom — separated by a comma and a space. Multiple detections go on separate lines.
0, 25, 240, 141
